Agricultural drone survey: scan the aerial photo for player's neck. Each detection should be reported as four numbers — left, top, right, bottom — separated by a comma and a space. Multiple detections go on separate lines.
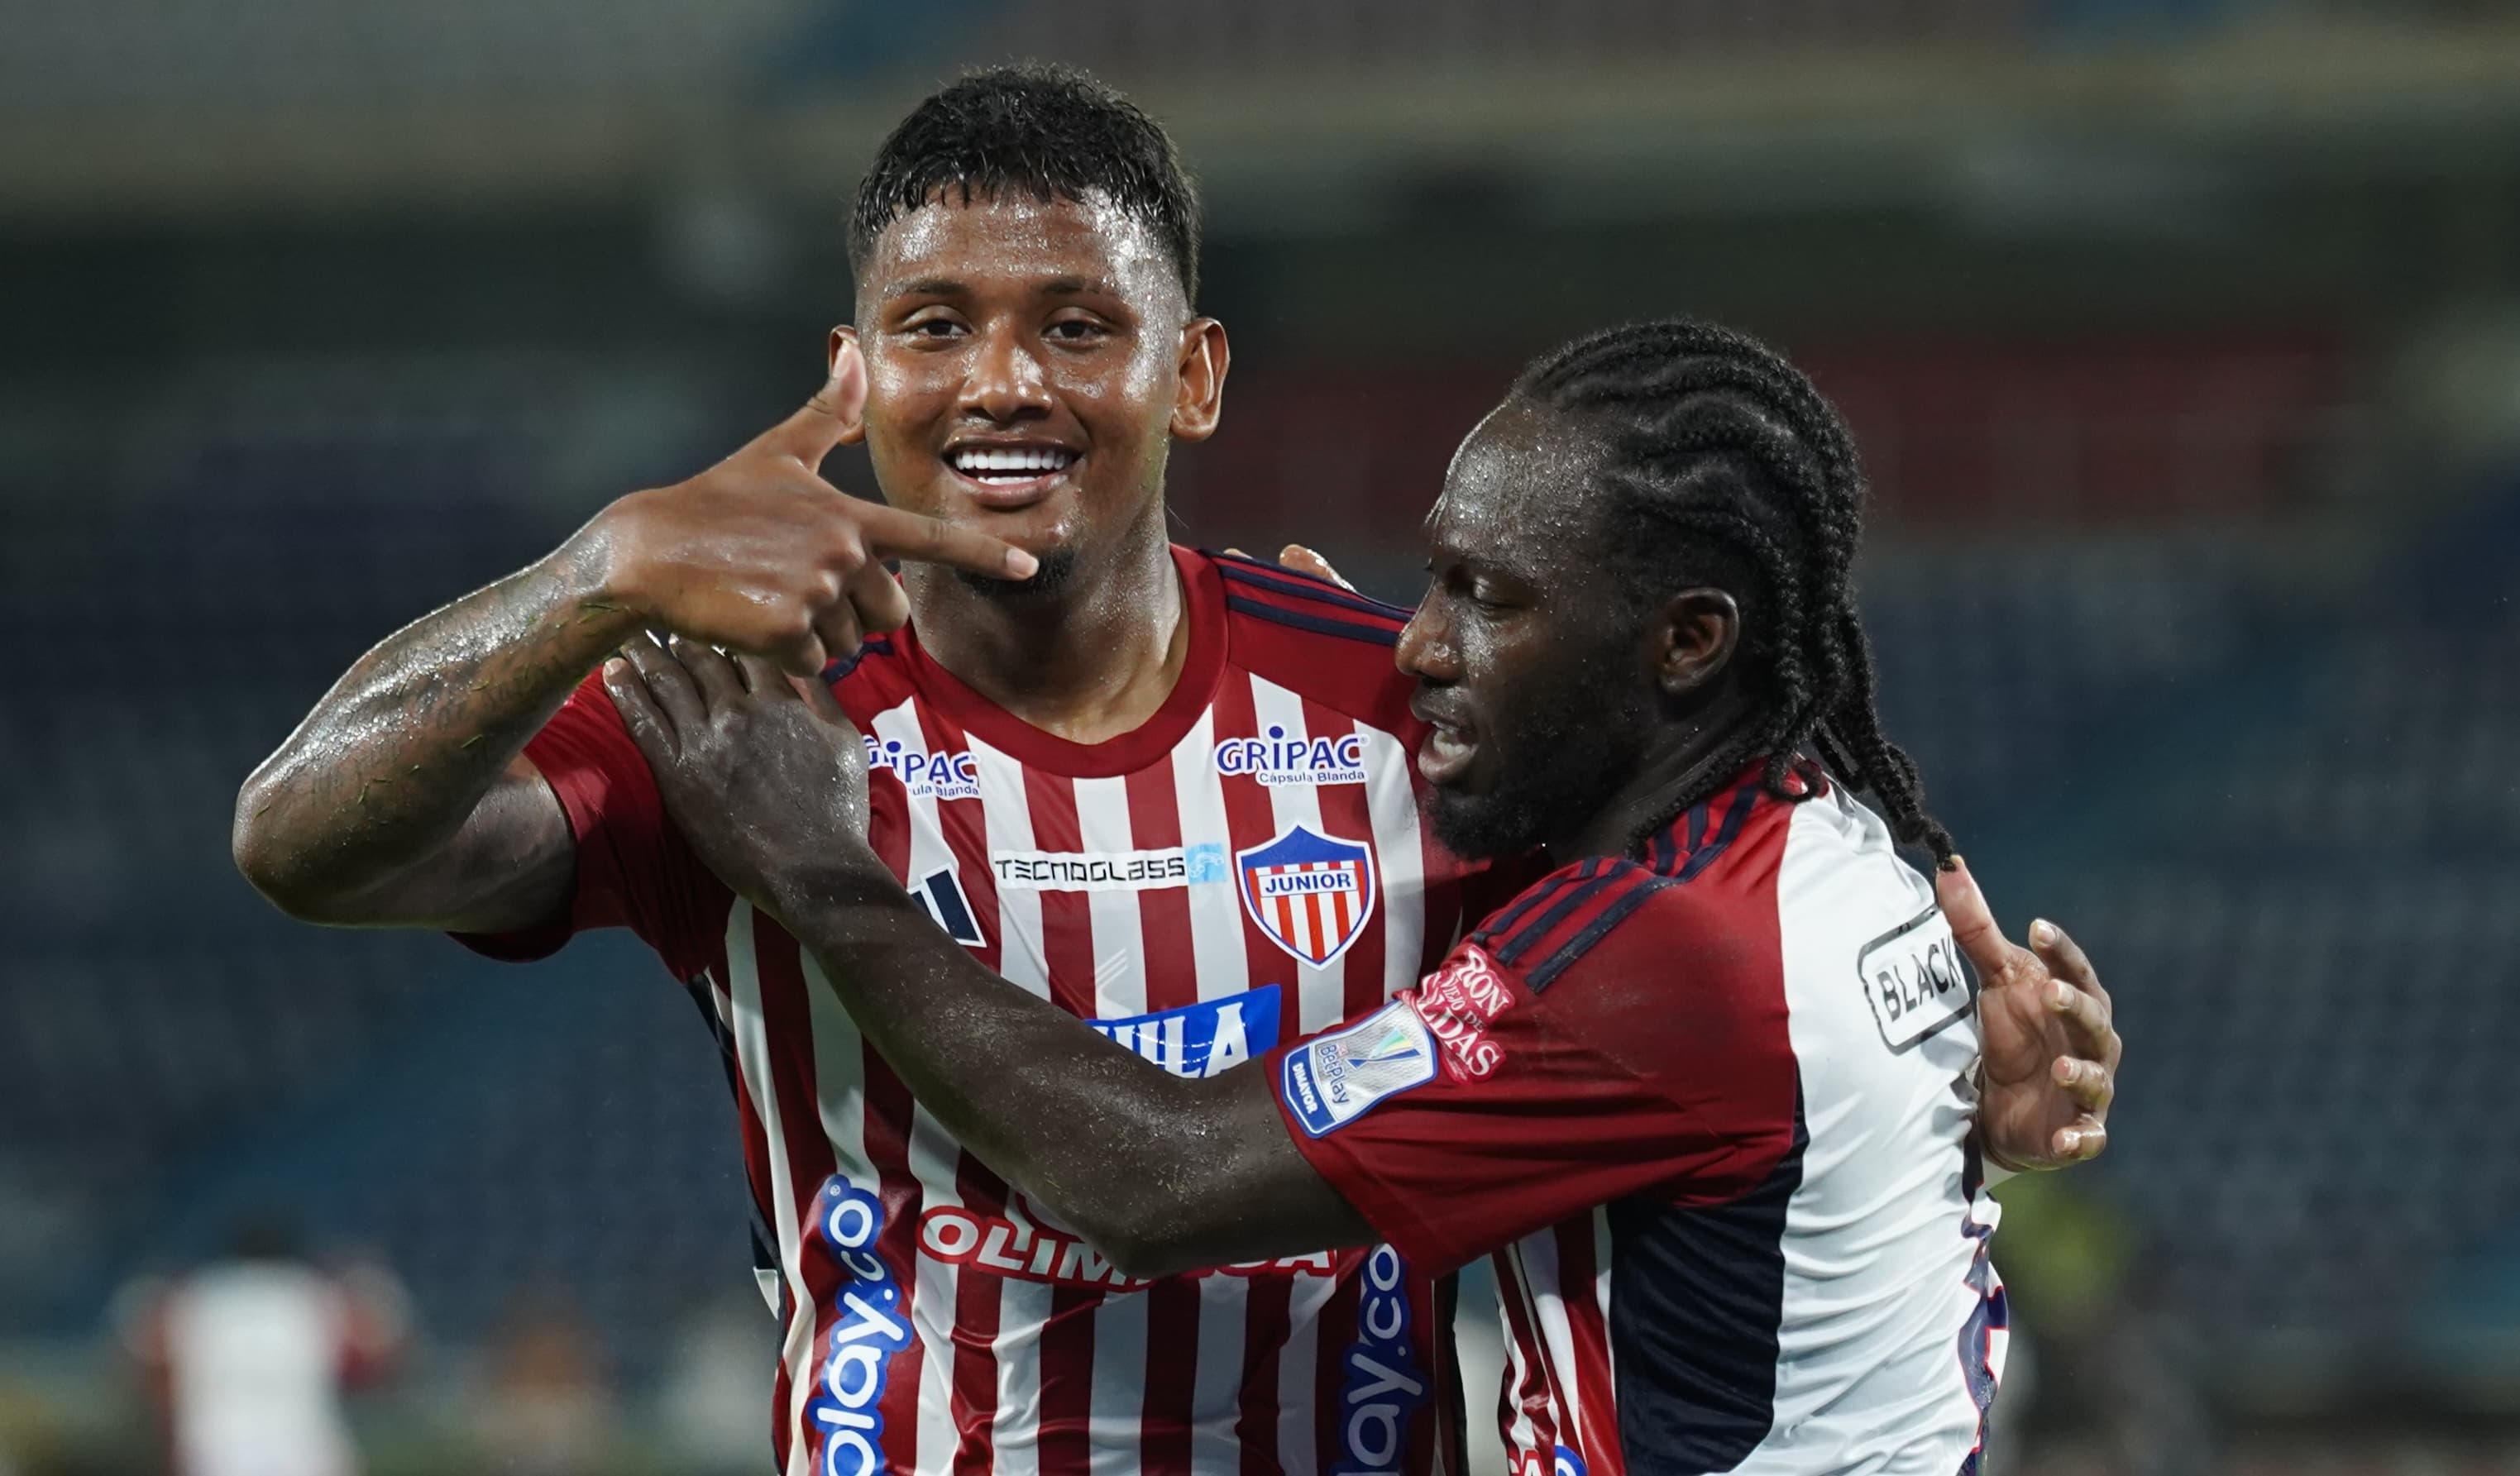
903, 514, 1188, 746
1553, 700, 1761, 860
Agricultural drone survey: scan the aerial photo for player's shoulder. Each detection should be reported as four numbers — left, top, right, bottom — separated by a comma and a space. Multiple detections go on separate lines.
1198, 548, 1418, 725
1466, 773, 1806, 991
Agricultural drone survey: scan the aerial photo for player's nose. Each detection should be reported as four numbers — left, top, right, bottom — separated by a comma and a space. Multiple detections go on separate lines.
1394, 601, 1455, 683
962, 323, 1055, 423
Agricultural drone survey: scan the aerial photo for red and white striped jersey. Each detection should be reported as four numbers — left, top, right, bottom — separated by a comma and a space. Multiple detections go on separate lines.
461, 547, 1500, 1476
1268, 771, 2006, 1475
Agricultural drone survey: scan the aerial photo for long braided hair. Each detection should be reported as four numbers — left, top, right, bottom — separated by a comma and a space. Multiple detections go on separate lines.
1516, 318, 1953, 864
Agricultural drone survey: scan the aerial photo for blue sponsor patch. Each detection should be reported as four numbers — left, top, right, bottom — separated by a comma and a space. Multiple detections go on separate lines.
1089, 986, 1280, 1079
1183, 842, 1230, 885
1282, 1001, 1437, 1137
802, 1179, 911, 1476
1333, 1244, 1428, 1475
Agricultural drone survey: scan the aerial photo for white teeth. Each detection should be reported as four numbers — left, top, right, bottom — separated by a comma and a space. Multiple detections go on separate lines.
950, 447, 1077, 479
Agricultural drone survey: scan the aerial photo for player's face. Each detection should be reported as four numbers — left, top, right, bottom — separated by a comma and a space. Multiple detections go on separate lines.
1398, 404, 1651, 861
847, 190, 1224, 595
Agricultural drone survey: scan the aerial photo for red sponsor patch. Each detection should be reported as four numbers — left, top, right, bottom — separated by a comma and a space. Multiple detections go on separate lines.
1407, 943, 1518, 1081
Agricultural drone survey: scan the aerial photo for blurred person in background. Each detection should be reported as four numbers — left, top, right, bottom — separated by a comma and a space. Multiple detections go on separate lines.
115, 1214, 406, 1476
469, 1295, 614, 1476
601, 317, 2112, 1474
232, 64, 2116, 1476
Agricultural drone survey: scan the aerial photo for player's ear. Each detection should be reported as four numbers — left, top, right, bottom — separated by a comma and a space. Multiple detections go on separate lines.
827, 326, 868, 446
1653, 588, 1740, 698
1169, 318, 1229, 443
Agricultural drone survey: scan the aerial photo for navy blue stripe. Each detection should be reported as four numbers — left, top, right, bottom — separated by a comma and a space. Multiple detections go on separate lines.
1470, 869, 1584, 950
1494, 860, 1626, 967
820, 634, 895, 683
1676, 784, 1760, 883
1526, 873, 1673, 992
1211, 553, 1413, 624
1608, 1094, 1808, 1469
1685, 799, 1709, 856
1223, 595, 1402, 647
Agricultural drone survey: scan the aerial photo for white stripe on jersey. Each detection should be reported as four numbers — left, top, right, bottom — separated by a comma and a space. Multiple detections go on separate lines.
724, 903, 816, 1476
868, 698, 973, 1476
1356, 722, 1429, 996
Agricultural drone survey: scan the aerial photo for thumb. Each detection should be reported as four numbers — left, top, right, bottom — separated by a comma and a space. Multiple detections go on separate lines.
769, 334, 868, 468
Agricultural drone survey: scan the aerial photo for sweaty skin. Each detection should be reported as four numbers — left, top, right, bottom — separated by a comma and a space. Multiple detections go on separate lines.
602, 402, 2119, 1277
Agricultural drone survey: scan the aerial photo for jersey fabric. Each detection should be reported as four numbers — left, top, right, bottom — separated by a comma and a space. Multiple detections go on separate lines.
459, 547, 1500, 1476
1267, 772, 2007, 1476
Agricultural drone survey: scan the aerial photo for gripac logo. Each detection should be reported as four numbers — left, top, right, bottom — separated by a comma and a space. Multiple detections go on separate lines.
1406, 943, 1517, 1081
1088, 985, 1281, 1080
1856, 905, 1978, 1052
1332, 1244, 1428, 1476
1215, 724, 1369, 786
801, 1178, 911, 1476
863, 733, 980, 801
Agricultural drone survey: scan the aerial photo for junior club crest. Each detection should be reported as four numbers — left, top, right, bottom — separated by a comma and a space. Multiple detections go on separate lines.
1236, 824, 1377, 969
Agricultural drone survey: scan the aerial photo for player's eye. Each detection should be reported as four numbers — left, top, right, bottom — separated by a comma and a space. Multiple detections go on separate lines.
901, 311, 968, 338
1044, 315, 1114, 343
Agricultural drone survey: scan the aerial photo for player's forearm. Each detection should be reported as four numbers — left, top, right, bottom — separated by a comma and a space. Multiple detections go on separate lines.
761, 860, 1321, 1277
232, 536, 636, 920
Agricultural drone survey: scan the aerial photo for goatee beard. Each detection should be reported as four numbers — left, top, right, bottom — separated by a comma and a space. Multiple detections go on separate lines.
956, 547, 1079, 601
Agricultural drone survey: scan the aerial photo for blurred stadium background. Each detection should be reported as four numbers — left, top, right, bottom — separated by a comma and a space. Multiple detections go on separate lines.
6, 0, 2520, 1471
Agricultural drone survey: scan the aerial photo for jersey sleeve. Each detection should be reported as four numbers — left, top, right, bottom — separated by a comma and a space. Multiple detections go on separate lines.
448, 670, 729, 981
1263, 858, 1800, 1276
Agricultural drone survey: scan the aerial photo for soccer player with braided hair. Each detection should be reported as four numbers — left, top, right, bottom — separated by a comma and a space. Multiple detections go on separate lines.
605, 315, 2119, 1473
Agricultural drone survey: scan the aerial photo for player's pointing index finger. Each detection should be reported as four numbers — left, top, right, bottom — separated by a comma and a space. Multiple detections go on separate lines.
855, 500, 1039, 581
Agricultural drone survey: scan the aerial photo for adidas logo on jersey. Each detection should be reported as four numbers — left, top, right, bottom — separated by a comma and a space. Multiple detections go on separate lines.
1214, 725, 1369, 786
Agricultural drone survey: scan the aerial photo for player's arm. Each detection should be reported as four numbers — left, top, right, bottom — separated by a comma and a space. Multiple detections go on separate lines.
230, 344, 1034, 934
608, 636, 1374, 1279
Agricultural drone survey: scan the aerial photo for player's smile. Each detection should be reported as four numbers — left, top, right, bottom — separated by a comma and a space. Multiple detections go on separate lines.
941, 436, 1084, 511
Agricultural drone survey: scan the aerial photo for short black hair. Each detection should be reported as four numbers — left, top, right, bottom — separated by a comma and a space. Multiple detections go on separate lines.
849, 63, 1203, 305
1514, 318, 1953, 863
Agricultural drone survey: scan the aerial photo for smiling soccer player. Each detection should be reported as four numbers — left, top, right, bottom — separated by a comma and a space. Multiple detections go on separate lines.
604, 318, 2119, 1474
235, 66, 2115, 1476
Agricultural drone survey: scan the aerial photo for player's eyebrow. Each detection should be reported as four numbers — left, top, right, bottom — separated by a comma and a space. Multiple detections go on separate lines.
1039, 276, 1122, 298
877, 276, 968, 300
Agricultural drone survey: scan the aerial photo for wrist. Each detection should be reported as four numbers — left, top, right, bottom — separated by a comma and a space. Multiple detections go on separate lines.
759, 843, 901, 923
562, 491, 667, 633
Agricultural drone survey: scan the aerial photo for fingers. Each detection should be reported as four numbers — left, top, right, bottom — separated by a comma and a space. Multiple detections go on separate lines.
1278, 544, 1354, 591
667, 634, 745, 710
2030, 916, 2109, 1010
601, 656, 676, 760
2050, 1052, 2116, 1114
2054, 1117, 2107, 1163
1934, 855, 2030, 984
844, 561, 911, 636
2045, 976, 2120, 1077
811, 603, 863, 677
619, 636, 706, 733
767, 336, 871, 470
852, 499, 1038, 581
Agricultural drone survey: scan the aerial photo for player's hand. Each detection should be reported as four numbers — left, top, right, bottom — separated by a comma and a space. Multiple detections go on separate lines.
575, 339, 1037, 678
601, 633, 879, 902
1938, 856, 2119, 1173
1222, 544, 1356, 590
